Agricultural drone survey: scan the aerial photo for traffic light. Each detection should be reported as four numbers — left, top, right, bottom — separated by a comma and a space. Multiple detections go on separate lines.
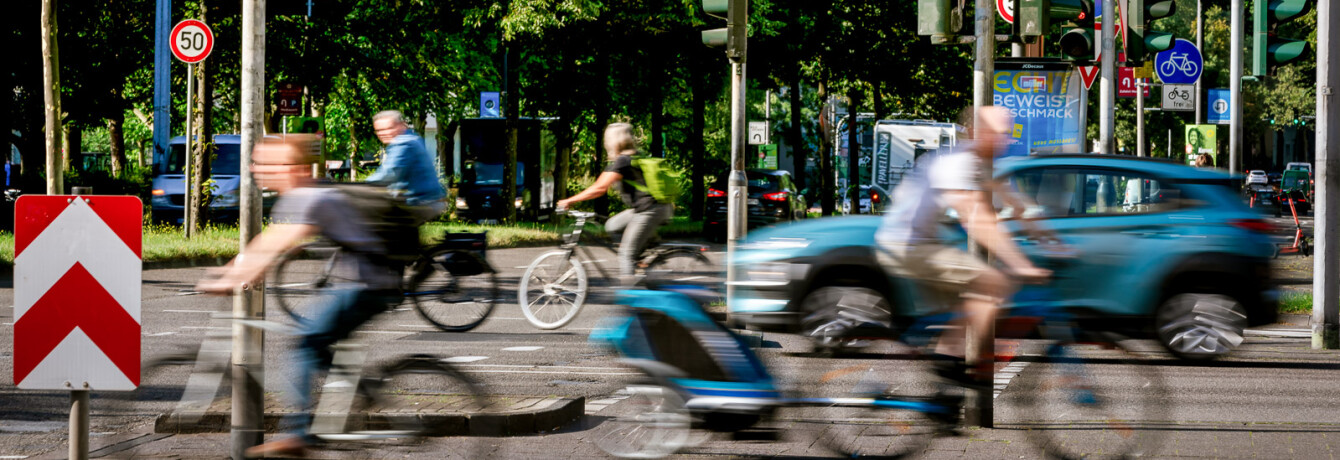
702, 0, 748, 62
1015, 0, 1094, 43
917, 0, 964, 45
1059, 28, 1096, 61
1252, 0, 1313, 75
1125, 0, 1176, 65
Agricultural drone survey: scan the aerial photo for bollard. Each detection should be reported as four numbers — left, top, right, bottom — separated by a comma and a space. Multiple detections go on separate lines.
69, 386, 89, 460
71, 186, 93, 195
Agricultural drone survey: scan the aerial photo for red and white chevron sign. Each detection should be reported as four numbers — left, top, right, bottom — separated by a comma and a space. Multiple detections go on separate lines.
13, 196, 142, 391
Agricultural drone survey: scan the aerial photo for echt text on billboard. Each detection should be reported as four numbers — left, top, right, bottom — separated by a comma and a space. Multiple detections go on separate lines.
993, 60, 1084, 157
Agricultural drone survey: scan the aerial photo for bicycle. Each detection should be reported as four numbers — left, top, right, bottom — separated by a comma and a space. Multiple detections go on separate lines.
129, 296, 488, 457
273, 231, 499, 332
517, 209, 716, 329
591, 252, 1167, 459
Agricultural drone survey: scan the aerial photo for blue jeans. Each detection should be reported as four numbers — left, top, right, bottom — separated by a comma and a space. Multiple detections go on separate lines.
285, 287, 398, 439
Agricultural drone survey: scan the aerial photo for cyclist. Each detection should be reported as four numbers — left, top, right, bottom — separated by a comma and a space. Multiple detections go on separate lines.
874, 106, 1058, 389
196, 135, 403, 458
558, 123, 673, 284
369, 110, 447, 223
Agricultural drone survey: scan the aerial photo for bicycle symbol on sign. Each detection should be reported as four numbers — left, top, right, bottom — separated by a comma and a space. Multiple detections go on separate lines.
1159, 52, 1200, 78
1166, 87, 1191, 101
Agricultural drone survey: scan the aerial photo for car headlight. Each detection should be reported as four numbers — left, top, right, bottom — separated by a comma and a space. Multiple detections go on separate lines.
456, 197, 468, 210
744, 262, 792, 283
514, 197, 523, 208
211, 190, 239, 208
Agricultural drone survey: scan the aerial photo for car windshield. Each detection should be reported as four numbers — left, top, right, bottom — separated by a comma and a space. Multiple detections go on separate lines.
1283, 173, 1307, 188
746, 174, 778, 192
158, 142, 242, 175
465, 162, 525, 186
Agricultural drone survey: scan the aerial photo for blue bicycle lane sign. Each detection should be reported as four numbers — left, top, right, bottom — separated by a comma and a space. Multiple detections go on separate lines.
1154, 39, 1203, 85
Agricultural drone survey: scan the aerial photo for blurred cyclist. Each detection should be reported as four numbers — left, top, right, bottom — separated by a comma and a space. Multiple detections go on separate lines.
196, 136, 403, 458
874, 106, 1057, 388
369, 110, 447, 223
558, 123, 673, 284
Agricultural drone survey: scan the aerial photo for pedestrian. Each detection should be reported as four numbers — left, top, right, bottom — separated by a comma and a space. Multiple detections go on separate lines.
558, 123, 673, 283
368, 110, 447, 223
195, 135, 404, 458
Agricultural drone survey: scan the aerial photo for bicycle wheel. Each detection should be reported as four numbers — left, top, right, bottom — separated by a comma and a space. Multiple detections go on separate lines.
273, 242, 350, 327
1013, 341, 1167, 460
407, 249, 498, 332
331, 356, 486, 459
789, 360, 944, 459
594, 384, 692, 459
644, 251, 719, 287
519, 250, 588, 329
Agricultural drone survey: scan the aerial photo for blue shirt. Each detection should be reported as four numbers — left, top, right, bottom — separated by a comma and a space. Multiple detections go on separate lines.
366, 130, 446, 205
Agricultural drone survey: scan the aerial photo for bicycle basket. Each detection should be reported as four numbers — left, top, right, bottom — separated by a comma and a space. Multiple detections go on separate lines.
435, 251, 487, 277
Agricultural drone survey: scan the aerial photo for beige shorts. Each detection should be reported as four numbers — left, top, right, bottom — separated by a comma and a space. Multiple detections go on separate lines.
876, 242, 991, 295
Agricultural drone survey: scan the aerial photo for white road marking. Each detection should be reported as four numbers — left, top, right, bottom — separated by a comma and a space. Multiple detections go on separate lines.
994, 361, 1031, 399
2, 323, 11, 326
145, 332, 177, 337
396, 324, 437, 328
181, 326, 230, 330
1245, 328, 1312, 338
0, 455, 30, 459
461, 369, 640, 376
457, 364, 628, 370
354, 330, 414, 336
502, 346, 545, 352
441, 356, 489, 363
164, 309, 212, 313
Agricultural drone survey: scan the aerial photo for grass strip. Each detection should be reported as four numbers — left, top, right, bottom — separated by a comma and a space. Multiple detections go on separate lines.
1279, 291, 1313, 315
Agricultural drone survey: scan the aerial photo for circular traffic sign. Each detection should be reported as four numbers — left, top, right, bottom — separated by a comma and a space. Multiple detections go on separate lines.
1154, 39, 1203, 85
998, 0, 1015, 23
170, 20, 214, 64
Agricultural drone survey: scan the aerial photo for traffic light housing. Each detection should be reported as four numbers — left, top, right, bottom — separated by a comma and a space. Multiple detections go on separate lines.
1252, 0, 1313, 75
1015, 0, 1094, 43
1125, 0, 1176, 65
702, 0, 748, 62
917, 0, 964, 45
1059, 28, 1096, 61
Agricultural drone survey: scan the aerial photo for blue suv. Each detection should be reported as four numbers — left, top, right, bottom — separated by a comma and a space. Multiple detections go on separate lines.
728, 154, 1279, 360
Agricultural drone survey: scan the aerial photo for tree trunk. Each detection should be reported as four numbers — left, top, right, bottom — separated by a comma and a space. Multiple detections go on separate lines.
108, 107, 127, 178
788, 75, 806, 200
846, 88, 862, 214
65, 125, 81, 174
188, 46, 215, 235
592, 47, 611, 217
873, 81, 886, 120
650, 62, 665, 158
502, 46, 519, 223
818, 83, 834, 216
43, 0, 62, 196
690, 62, 707, 221
552, 112, 573, 202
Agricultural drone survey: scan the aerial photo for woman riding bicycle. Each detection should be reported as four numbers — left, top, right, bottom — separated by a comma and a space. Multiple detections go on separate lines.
558, 123, 673, 285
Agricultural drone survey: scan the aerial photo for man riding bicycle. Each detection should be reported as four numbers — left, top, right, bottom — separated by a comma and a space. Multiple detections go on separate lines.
369, 110, 447, 223
196, 135, 403, 458
875, 106, 1060, 388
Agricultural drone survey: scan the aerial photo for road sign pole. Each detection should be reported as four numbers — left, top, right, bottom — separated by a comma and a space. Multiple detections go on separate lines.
1100, 0, 1116, 154
235, 0, 266, 457
1314, 0, 1340, 349
1230, 0, 1243, 173
1195, 0, 1205, 124
69, 388, 89, 460
185, 62, 193, 237
968, 0, 996, 428
1137, 79, 1146, 157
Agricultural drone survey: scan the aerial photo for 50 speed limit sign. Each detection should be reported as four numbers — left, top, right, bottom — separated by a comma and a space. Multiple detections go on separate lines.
170, 20, 214, 63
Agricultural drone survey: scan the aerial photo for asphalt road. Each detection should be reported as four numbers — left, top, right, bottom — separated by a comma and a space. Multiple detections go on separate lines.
0, 212, 1336, 458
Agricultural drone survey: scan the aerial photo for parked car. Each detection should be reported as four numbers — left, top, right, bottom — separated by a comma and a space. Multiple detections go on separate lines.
840, 185, 892, 215
728, 154, 1278, 360
1246, 170, 1268, 185
703, 169, 807, 243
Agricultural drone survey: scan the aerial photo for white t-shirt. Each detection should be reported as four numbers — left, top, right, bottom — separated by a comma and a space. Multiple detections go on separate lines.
875, 145, 984, 246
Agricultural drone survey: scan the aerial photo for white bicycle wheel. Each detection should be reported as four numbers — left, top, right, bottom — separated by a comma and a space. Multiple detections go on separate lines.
518, 251, 588, 329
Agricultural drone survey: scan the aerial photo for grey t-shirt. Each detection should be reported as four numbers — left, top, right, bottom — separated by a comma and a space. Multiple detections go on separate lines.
875, 144, 984, 246
271, 187, 401, 290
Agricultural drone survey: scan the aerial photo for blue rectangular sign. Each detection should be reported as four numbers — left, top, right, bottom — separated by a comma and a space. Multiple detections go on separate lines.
993, 61, 1084, 157
1206, 89, 1231, 125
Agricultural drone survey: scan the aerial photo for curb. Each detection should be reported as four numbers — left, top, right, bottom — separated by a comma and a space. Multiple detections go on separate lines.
142, 256, 233, 271
153, 396, 584, 437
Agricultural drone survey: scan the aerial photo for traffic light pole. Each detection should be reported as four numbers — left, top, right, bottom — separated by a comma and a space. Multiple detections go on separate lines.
967, 0, 995, 429
724, 0, 748, 323
1230, 0, 1243, 173
1314, 0, 1340, 349
1099, 0, 1116, 154
1195, 0, 1205, 124
1136, 79, 1146, 157
234, 0, 266, 457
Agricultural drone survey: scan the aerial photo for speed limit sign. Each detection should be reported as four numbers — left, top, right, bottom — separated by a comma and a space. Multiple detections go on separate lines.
170, 20, 214, 63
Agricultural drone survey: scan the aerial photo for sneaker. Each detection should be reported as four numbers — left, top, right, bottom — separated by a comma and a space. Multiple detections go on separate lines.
244, 436, 309, 458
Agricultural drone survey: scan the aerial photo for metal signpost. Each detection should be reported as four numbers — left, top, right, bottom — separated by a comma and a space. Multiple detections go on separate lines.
169, 20, 214, 234
14, 195, 143, 460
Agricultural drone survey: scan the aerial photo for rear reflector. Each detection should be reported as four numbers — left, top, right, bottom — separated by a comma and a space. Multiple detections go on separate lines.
1230, 219, 1275, 234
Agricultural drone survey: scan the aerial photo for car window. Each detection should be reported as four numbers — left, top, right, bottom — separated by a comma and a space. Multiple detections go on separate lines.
1008, 168, 1186, 218
747, 174, 778, 191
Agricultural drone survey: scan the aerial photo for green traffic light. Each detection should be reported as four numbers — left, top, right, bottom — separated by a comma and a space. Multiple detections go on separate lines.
1269, 0, 1312, 22
1269, 40, 1310, 65
1146, 32, 1175, 53
702, 0, 728, 15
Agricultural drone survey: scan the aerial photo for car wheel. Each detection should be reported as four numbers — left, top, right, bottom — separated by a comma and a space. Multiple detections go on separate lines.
1155, 292, 1248, 360
799, 286, 892, 354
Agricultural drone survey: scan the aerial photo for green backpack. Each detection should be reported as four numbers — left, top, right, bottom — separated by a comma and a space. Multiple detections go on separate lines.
627, 156, 685, 204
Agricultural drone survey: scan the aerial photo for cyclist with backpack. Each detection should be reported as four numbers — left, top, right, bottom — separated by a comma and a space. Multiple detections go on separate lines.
196, 135, 408, 458
558, 123, 677, 283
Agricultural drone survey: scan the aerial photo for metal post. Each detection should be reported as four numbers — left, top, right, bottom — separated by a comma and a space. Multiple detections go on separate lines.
725, 60, 748, 308
1230, 0, 1243, 173
967, 0, 996, 429
1314, 0, 1340, 349
235, 0, 266, 457
185, 63, 194, 235
1195, 0, 1205, 124
153, 0, 171, 177
1136, 79, 1146, 157
1168, 128, 1173, 159
1099, 0, 1116, 154
69, 389, 88, 460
